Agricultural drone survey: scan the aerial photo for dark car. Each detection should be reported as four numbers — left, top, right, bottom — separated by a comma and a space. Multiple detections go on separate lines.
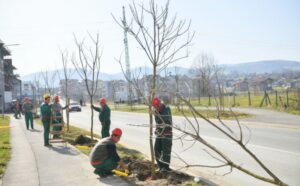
69, 102, 82, 112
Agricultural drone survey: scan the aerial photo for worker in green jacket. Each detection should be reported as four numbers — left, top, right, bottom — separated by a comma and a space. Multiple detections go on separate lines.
40, 94, 52, 147
22, 97, 34, 130
152, 97, 173, 172
51, 95, 67, 138
89, 128, 128, 177
92, 98, 111, 138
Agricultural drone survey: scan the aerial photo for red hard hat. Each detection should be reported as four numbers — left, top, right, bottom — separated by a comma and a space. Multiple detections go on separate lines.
99, 98, 106, 104
54, 95, 59, 102
152, 97, 161, 108
112, 128, 122, 136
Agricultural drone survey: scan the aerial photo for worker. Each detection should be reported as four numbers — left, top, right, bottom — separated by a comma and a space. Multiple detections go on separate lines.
152, 97, 173, 172
51, 95, 67, 138
40, 94, 52, 147
22, 97, 34, 130
91, 98, 111, 138
89, 128, 128, 177
13, 100, 21, 119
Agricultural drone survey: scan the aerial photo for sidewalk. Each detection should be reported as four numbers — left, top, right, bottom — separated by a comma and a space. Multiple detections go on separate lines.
2, 116, 131, 186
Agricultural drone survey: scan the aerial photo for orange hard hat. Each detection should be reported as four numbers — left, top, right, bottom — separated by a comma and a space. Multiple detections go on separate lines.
112, 128, 122, 137
99, 98, 106, 104
152, 97, 161, 108
54, 95, 59, 102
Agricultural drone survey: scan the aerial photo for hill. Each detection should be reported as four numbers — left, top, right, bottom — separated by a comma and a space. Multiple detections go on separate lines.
21, 60, 300, 85
223, 60, 300, 74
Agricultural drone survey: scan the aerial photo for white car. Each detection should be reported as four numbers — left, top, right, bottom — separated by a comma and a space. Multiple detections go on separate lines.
68, 102, 82, 112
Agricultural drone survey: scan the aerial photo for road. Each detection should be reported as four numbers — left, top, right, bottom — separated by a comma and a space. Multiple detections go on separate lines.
66, 106, 300, 186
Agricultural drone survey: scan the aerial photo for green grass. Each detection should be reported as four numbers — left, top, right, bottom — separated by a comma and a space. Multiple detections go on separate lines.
189, 91, 300, 115
35, 119, 143, 158
64, 124, 143, 159
0, 116, 11, 178
112, 105, 250, 120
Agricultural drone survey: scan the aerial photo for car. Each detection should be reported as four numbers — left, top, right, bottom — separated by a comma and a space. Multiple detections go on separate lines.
68, 102, 82, 112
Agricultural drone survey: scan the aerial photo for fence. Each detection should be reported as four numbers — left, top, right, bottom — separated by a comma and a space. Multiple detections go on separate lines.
190, 88, 300, 110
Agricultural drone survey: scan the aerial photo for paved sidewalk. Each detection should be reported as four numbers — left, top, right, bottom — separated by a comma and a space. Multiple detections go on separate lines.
2, 116, 131, 186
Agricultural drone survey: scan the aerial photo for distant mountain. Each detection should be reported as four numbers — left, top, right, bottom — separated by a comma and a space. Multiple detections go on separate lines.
20, 66, 190, 86
21, 69, 123, 86
222, 60, 300, 74
21, 60, 300, 85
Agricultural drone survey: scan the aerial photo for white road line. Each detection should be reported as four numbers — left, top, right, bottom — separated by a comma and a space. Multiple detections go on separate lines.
201, 135, 300, 156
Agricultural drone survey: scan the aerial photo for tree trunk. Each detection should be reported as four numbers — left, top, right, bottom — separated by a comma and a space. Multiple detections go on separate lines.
90, 96, 94, 140
66, 98, 70, 131
286, 89, 289, 108
148, 103, 155, 176
149, 67, 157, 177
275, 90, 278, 107
233, 94, 236, 107
248, 91, 251, 106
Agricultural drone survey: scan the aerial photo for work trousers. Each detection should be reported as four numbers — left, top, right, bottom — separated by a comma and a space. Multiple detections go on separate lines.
101, 120, 111, 138
92, 157, 118, 174
42, 120, 50, 145
154, 136, 172, 169
24, 112, 34, 129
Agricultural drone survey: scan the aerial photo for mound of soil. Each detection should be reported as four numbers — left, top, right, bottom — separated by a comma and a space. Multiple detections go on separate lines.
122, 156, 200, 186
73, 135, 97, 146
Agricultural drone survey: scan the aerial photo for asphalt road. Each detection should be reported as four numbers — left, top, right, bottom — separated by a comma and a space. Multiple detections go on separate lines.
66, 106, 300, 186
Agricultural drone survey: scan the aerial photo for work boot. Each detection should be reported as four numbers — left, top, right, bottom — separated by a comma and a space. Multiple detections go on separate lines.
160, 167, 172, 173
96, 172, 109, 178
104, 171, 113, 176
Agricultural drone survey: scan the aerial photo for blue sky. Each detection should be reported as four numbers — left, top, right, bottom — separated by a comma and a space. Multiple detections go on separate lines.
0, 0, 299, 76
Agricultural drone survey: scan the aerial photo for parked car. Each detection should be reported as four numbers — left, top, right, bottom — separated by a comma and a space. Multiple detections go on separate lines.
69, 102, 82, 112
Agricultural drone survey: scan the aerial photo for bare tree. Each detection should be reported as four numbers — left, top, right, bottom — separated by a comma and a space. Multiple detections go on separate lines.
40, 69, 58, 96
33, 73, 41, 109
113, 0, 194, 176
71, 33, 102, 140
190, 53, 216, 104
213, 63, 226, 113
170, 93, 288, 186
57, 50, 74, 131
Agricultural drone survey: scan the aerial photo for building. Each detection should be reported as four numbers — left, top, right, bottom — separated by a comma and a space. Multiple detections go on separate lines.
0, 40, 15, 113
251, 77, 274, 92
291, 80, 300, 88
234, 80, 249, 92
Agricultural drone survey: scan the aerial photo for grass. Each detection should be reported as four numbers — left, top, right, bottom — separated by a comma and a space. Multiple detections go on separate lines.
112, 105, 250, 120
189, 91, 300, 115
65, 124, 143, 159
35, 119, 143, 158
0, 116, 11, 179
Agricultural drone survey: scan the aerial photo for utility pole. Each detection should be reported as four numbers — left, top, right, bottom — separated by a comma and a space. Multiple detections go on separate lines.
122, 6, 133, 106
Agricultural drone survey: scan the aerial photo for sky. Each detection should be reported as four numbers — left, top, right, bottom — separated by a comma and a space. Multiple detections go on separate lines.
0, 0, 300, 77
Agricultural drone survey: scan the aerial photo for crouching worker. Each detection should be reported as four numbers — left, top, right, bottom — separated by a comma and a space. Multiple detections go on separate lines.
89, 128, 128, 177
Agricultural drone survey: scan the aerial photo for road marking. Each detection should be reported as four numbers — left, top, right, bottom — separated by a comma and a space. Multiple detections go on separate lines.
201, 135, 300, 156
113, 110, 300, 130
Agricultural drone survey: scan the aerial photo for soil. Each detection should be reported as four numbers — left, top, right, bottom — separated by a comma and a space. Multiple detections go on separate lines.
72, 136, 205, 185
72, 135, 97, 146
122, 157, 205, 186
